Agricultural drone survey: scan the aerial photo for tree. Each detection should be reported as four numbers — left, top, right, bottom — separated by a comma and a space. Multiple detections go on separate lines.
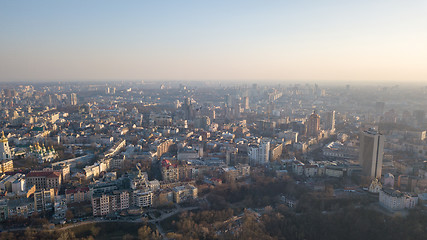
65, 210, 74, 221
150, 230, 162, 240
90, 225, 101, 237
122, 234, 134, 240
0, 232, 16, 240
57, 231, 76, 240
138, 225, 151, 240
24, 228, 36, 240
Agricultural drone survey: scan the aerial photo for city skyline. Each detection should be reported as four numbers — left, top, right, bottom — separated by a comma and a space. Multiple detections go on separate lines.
1, 0, 426, 83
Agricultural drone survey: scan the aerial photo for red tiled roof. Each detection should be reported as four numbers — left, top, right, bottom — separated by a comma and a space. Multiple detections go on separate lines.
26, 171, 61, 178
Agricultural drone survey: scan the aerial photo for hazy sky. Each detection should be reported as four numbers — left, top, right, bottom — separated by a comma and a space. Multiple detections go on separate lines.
1, 0, 426, 83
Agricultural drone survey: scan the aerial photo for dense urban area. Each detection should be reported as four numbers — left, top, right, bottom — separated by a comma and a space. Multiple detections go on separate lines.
0, 81, 427, 240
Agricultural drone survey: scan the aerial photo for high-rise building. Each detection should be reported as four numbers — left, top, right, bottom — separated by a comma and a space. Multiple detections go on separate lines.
243, 96, 249, 110
413, 110, 425, 126
306, 111, 320, 137
248, 140, 270, 165
325, 111, 335, 131
70, 93, 77, 105
225, 94, 232, 107
34, 188, 55, 212
359, 129, 384, 179
375, 102, 385, 115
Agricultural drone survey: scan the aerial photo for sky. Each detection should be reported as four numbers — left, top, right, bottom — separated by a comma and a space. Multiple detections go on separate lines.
0, 0, 426, 83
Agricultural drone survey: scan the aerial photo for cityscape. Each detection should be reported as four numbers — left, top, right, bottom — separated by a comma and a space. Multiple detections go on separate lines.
0, 82, 426, 239
1, 1, 427, 240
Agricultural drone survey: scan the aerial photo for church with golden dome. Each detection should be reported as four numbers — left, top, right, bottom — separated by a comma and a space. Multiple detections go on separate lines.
0, 131, 14, 173
27, 142, 58, 163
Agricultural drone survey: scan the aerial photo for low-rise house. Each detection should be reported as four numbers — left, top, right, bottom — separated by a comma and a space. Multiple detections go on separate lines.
173, 184, 197, 204
65, 187, 90, 203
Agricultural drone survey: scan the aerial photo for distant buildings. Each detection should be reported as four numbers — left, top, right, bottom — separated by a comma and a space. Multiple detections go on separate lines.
375, 102, 385, 115
70, 93, 78, 105
4, 81, 427, 227
324, 110, 335, 132
359, 129, 384, 179
413, 110, 425, 126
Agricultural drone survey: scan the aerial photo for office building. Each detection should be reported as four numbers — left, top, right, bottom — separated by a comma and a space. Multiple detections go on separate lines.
359, 129, 384, 179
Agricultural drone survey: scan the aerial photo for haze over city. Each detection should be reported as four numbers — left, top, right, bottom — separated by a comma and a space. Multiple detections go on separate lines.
1, 1, 427, 240
1, 0, 426, 83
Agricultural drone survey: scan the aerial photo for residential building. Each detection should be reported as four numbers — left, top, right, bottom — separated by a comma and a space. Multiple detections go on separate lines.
292, 160, 305, 176
34, 188, 55, 212
92, 190, 130, 216
65, 187, 90, 203
248, 140, 270, 165
270, 143, 283, 161
26, 171, 62, 191
133, 189, 153, 208
379, 188, 418, 211
0, 199, 7, 221
53, 196, 67, 221
172, 185, 198, 204
222, 164, 250, 182
161, 159, 179, 182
